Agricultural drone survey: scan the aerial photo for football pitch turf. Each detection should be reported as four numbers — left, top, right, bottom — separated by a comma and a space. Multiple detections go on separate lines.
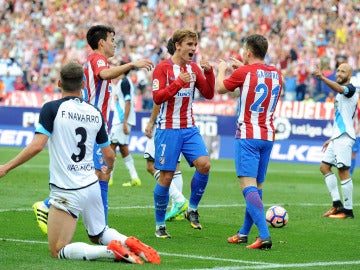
0, 146, 359, 269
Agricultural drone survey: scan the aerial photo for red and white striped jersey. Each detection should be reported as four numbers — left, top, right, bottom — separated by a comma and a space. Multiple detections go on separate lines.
152, 58, 215, 129
223, 63, 282, 141
83, 53, 112, 127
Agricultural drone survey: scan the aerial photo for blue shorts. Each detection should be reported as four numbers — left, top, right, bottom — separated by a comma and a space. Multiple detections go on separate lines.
234, 139, 273, 183
352, 137, 360, 153
93, 143, 106, 171
154, 126, 208, 171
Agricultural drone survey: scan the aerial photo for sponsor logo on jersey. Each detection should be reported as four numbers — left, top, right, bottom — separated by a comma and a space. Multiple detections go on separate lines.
97, 59, 106, 67
153, 79, 159, 90
177, 88, 193, 97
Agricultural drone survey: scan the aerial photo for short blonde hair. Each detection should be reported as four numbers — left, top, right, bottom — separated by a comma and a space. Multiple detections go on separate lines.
172, 29, 198, 45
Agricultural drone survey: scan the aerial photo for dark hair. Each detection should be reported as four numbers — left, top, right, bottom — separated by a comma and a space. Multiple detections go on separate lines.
245, 34, 268, 59
60, 62, 83, 92
167, 38, 175, 55
86, 25, 115, 50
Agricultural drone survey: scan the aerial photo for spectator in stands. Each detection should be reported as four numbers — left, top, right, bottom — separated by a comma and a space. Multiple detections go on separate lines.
303, 92, 314, 102
0, 77, 5, 102
1, 71, 15, 94
325, 91, 335, 103
295, 61, 310, 101
13, 76, 27, 91
1, 1, 360, 107
283, 65, 297, 101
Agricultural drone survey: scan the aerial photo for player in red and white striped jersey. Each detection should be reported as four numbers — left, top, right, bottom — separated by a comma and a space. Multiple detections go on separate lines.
216, 34, 283, 250
151, 29, 215, 238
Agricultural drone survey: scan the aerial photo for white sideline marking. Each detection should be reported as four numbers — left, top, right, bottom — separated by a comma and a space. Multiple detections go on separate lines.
1, 203, 360, 213
192, 260, 360, 270
1, 238, 360, 269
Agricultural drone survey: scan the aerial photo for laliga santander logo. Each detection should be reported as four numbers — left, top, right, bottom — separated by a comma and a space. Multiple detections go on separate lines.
274, 118, 291, 140
152, 79, 159, 90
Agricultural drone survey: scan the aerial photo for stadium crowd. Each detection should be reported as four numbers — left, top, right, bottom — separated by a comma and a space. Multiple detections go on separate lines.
0, 0, 360, 107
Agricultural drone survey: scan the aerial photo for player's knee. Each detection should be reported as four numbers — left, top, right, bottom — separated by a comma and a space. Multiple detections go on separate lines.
319, 162, 331, 175
196, 159, 210, 174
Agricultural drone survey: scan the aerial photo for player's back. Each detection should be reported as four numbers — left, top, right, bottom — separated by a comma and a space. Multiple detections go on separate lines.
44, 97, 104, 189
236, 63, 282, 141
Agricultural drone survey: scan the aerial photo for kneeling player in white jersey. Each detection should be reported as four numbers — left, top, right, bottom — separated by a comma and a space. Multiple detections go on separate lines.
0, 62, 160, 264
144, 104, 189, 222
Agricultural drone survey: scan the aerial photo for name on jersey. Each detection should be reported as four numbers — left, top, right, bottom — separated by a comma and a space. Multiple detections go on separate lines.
62, 111, 100, 123
177, 88, 193, 97
257, 70, 279, 80
67, 163, 94, 172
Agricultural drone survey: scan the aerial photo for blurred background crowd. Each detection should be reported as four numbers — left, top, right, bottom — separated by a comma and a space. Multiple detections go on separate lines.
0, 0, 360, 108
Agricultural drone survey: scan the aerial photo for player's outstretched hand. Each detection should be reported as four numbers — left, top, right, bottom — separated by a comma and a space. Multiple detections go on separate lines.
0, 165, 8, 178
311, 64, 322, 78
229, 57, 243, 69
133, 59, 154, 71
200, 59, 212, 72
217, 59, 228, 72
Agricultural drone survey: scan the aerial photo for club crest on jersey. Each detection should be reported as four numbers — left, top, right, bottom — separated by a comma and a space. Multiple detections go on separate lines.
97, 59, 106, 67
159, 157, 165, 165
153, 79, 159, 90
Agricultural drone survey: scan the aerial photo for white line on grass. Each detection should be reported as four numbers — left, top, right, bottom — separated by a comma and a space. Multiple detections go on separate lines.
1, 238, 360, 270
1, 203, 360, 213
191, 260, 360, 270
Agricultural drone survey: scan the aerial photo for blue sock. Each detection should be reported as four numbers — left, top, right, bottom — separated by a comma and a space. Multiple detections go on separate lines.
189, 170, 209, 209
243, 186, 269, 240
239, 189, 262, 235
43, 197, 50, 209
154, 183, 169, 227
350, 157, 356, 176
99, 180, 109, 224
239, 210, 253, 235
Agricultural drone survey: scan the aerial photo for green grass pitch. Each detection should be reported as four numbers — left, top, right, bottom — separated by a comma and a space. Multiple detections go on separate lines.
0, 146, 359, 269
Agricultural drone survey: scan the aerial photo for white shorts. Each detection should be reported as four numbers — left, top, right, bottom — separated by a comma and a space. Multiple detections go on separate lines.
322, 134, 354, 169
109, 123, 133, 145
144, 135, 156, 161
49, 181, 106, 237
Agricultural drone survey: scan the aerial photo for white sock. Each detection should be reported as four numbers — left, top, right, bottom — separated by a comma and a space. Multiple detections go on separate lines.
58, 242, 112, 260
169, 182, 186, 204
324, 173, 340, 202
99, 227, 128, 246
341, 178, 353, 210
172, 171, 184, 192
124, 154, 139, 179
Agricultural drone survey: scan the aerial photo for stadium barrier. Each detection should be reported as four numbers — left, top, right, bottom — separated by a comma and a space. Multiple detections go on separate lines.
1, 105, 355, 167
